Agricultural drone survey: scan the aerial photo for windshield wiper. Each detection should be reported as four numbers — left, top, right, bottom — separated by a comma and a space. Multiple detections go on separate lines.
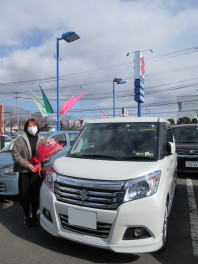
120, 156, 156, 161
177, 141, 197, 144
69, 154, 122, 160
69, 154, 155, 161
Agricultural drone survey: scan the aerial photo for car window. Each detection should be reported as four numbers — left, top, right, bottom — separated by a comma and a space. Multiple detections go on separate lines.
0, 140, 15, 152
4, 132, 13, 137
166, 128, 174, 143
159, 123, 169, 158
68, 133, 79, 146
70, 123, 158, 160
173, 126, 198, 143
39, 132, 49, 139
4, 135, 13, 142
52, 134, 67, 146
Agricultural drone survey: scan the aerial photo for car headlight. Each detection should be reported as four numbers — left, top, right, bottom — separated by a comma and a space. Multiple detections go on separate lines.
44, 167, 57, 191
124, 171, 161, 202
3, 165, 16, 176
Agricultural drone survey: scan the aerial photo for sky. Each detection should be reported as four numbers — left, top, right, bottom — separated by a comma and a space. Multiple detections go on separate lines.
1, 0, 198, 122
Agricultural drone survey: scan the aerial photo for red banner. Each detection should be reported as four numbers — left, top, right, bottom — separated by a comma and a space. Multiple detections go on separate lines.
0, 105, 2, 136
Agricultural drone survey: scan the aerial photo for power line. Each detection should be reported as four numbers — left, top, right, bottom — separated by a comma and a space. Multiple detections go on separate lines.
19, 79, 198, 102
0, 46, 198, 88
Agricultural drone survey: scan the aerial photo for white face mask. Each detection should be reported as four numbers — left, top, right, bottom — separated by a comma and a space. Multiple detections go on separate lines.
27, 126, 38, 135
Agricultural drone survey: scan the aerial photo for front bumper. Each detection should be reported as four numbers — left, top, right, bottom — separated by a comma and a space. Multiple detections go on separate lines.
177, 156, 198, 174
0, 172, 19, 196
40, 182, 165, 254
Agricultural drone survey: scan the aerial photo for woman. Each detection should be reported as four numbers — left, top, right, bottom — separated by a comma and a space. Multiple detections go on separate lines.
12, 118, 45, 228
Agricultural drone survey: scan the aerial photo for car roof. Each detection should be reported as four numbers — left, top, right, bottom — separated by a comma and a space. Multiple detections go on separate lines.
39, 131, 79, 136
173, 124, 198, 128
86, 117, 170, 124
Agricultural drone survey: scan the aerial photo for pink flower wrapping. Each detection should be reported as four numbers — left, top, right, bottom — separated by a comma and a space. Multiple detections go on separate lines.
36, 138, 64, 162
30, 138, 64, 178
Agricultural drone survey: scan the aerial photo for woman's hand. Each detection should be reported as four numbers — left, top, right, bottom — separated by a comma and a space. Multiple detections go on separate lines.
27, 163, 37, 172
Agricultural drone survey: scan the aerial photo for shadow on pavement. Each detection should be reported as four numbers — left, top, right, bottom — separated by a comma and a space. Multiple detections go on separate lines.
1, 177, 198, 264
152, 176, 198, 264
0, 196, 139, 263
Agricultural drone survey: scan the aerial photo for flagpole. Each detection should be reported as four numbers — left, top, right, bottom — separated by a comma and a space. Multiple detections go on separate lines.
2, 104, 4, 134
56, 37, 60, 131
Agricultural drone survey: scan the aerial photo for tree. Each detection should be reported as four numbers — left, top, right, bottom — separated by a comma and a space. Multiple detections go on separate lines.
177, 116, 191, 124
192, 118, 197, 124
182, 116, 191, 124
168, 118, 174, 125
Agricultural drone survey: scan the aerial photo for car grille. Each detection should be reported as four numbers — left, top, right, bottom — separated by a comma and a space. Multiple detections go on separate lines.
54, 176, 125, 210
60, 214, 111, 238
0, 182, 6, 193
177, 149, 198, 156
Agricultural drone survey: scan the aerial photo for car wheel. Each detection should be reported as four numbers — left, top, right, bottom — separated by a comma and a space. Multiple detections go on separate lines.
161, 205, 169, 251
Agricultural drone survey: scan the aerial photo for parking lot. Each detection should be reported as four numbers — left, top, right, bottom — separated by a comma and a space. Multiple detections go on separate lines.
0, 175, 198, 264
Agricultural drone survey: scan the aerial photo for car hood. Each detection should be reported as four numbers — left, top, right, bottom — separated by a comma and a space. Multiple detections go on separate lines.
0, 152, 13, 168
53, 157, 161, 181
176, 143, 198, 150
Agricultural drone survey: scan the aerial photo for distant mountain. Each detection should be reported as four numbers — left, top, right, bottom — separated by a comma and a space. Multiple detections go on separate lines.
2, 104, 32, 114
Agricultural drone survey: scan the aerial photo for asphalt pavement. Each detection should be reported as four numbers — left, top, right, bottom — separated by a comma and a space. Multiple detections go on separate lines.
0, 176, 198, 264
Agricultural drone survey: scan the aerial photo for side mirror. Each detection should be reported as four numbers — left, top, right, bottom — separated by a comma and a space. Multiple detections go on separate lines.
166, 142, 175, 155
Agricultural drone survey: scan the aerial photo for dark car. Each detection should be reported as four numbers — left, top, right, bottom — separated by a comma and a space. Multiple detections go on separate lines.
172, 124, 198, 174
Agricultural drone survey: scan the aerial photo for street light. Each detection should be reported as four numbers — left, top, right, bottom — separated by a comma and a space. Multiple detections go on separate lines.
113, 78, 127, 118
56, 32, 80, 131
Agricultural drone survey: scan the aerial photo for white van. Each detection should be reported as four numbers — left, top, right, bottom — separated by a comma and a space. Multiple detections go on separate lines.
40, 117, 177, 253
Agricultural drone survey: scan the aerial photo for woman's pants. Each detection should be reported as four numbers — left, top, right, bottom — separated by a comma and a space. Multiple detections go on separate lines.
18, 172, 43, 217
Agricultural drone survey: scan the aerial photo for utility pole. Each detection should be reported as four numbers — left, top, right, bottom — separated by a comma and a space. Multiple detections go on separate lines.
13, 92, 21, 131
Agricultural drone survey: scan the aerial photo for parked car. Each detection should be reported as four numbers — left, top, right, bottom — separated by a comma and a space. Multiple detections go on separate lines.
0, 135, 13, 150
40, 117, 177, 253
4, 131, 24, 139
172, 124, 198, 174
4, 132, 14, 138
0, 131, 79, 196
10, 131, 25, 139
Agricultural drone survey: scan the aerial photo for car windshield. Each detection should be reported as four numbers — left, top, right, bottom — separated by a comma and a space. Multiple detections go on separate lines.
173, 126, 198, 143
69, 122, 158, 161
0, 140, 15, 152
39, 132, 50, 139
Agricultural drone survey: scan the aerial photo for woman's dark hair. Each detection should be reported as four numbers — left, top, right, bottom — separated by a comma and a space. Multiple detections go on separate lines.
24, 118, 41, 134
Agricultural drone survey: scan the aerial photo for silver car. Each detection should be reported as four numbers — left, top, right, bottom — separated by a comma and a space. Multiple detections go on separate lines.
0, 131, 79, 196
0, 135, 13, 150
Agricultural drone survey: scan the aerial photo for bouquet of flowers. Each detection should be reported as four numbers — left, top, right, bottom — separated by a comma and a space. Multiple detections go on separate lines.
30, 138, 64, 178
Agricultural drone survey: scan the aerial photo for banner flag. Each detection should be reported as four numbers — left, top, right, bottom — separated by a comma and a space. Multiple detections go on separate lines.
99, 109, 109, 118
62, 91, 87, 115
134, 50, 145, 81
193, 115, 198, 121
29, 90, 48, 117
0, 105, 2, 136
39, 85, 54, 115
141, 56, 145, 76
60, 94, 75, 114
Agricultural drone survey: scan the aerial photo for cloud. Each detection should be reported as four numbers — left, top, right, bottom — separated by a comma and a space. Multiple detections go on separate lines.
0, 0, 198, 121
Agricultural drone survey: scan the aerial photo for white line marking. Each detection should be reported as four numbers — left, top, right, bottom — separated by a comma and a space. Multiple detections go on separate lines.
186, 178, 198, 257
